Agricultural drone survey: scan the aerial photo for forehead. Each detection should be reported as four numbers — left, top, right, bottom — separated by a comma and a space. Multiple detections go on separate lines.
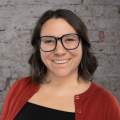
40, 18, 76, 37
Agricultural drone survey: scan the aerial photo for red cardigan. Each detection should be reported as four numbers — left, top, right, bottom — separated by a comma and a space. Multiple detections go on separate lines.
0, 76, 120, 120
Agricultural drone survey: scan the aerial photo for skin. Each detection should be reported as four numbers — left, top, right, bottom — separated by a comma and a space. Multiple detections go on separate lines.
28, 18, 91, 112
40, 18, 82, 85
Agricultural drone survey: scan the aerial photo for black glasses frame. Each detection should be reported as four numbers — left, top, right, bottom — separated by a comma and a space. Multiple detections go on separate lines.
39, 33, 81, 52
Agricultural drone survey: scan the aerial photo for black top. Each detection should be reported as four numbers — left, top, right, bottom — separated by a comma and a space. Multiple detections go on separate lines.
15, 102, 75, 120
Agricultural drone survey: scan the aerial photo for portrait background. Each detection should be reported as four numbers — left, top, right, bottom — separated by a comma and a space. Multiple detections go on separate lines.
0, 0, 120, 112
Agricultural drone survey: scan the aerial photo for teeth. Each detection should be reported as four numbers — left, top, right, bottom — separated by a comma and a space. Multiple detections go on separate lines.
53, 60, 69, 64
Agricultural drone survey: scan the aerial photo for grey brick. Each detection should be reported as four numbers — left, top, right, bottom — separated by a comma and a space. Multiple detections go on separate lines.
84, 0, 120, 5
0, 0, 120, 110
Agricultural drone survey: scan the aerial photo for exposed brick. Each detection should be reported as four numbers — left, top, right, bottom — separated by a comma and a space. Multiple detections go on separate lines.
84, 0, 120, 5
0, 0, 120, 111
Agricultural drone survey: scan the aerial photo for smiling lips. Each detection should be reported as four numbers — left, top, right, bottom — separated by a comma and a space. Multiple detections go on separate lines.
53, 59, 71, 64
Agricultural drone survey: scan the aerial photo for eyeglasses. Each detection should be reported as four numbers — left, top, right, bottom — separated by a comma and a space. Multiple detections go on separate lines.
39, 33, 81, 52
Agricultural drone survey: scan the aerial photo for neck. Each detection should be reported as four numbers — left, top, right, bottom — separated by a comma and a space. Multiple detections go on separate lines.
44, 70, 84, 89
41, 70, 91, 97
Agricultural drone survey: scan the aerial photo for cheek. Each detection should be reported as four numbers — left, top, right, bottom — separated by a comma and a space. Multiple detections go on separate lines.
40, 51, 52, 64
70, 44, 82, 57
71, 46, 83, 64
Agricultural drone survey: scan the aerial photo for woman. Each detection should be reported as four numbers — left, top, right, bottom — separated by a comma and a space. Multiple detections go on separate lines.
1, 9, 120, 120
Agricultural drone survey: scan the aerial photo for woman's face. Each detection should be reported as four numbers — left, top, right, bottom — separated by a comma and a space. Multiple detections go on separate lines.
40, 18, 82, 78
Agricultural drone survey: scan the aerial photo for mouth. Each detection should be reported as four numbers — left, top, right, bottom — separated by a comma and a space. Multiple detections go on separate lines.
52, 59, 71, 64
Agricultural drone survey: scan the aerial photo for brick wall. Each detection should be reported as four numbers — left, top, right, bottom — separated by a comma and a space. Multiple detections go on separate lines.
0, 0, 120, 112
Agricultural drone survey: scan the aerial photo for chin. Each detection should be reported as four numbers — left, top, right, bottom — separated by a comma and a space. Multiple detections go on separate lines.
53, 70, 73, 78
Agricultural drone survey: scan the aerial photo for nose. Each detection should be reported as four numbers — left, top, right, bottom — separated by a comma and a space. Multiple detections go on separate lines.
54, 39, 66, 55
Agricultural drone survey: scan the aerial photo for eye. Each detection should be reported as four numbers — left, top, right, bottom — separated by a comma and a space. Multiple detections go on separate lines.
64, 38, 77, 43
66, 38, 76, 41
44, 39, 54, 43
41, 37, 55, 44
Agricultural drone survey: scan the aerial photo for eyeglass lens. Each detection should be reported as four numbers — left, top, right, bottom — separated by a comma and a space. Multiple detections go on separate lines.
40, 33, 80, 52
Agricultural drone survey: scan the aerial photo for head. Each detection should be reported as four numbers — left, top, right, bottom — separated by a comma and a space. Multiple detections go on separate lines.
29, 9, 98, 84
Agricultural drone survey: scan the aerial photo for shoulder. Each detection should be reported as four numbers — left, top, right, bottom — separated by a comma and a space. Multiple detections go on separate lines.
7, 76, 31, 94
90, 82, 120, 119
93, 82, 120, 111
0, 76, 33, 119
4, 76, 32, 97
93, 82, 119, 102
2, 76, 39, 108
9, 76, 32, 91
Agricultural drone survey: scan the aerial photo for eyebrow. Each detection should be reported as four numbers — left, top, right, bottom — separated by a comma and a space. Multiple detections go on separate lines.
40, 33, 78, 38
